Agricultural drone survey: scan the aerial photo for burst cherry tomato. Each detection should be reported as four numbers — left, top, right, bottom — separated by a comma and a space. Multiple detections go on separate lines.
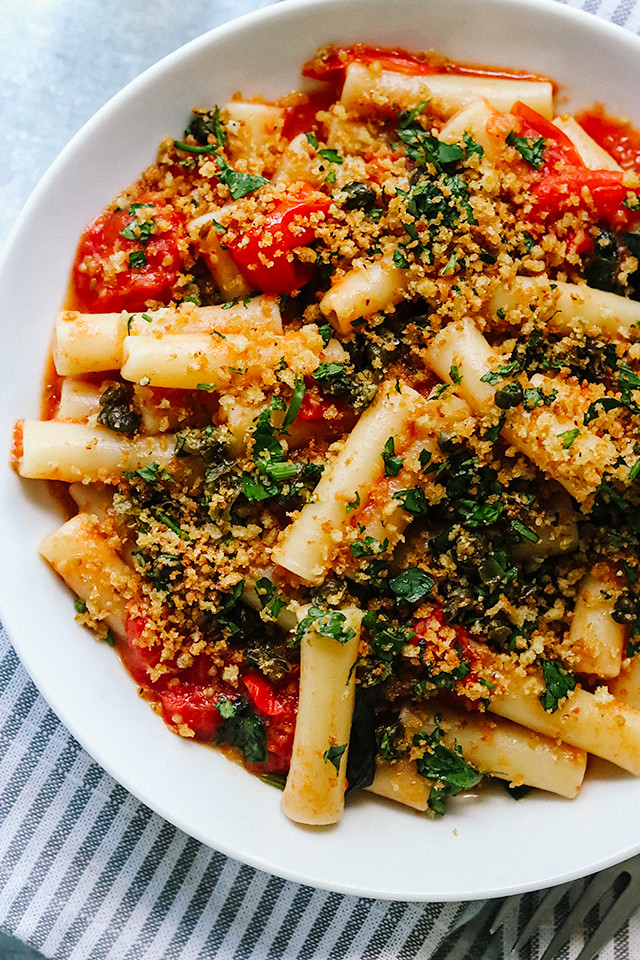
73, 196, 186, 313
226, 182, 330, 295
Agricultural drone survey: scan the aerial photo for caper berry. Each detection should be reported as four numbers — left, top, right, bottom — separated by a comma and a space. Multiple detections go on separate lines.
494, 381, 524, 409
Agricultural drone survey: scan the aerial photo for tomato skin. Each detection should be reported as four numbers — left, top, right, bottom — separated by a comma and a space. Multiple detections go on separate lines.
122, 617, 298, 768
226, 182, 330, 295
121, 616, 163, 686
507, 104, 637, 231
158, 685, 222, 741
73, 197, 185, 313
511, 101, 583, 168
533, 167, 632, 229
243, 671, 290, 717
245, 672, 298, 775
282, 90, 336, 141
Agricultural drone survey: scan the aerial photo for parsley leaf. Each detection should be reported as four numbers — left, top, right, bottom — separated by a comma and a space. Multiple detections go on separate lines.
389, 567, 434, 603
323, 743, 347, 773
215, 155, 269, 199
281, 376, 306, 430
506, 130, 547, 169
392, 487, 430, 515
414, 719, 484, 816
295, 607, 356, 646
215, 696, 268, 764
382, 436, 403, 477
539, 659, 577, 713
558, 427, 580, 449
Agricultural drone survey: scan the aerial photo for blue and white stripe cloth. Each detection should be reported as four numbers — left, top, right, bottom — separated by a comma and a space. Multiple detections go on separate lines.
3, 0, 640, 956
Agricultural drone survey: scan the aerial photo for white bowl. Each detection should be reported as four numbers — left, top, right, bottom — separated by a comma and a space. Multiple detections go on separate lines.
2, 0, 640, 902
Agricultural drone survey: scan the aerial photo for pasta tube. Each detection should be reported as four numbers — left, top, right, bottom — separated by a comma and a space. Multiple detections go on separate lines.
39, 513, 137, 638
366, 756, 429, 811
568, 568, 627, 677
121, 326, 325, 391
489, 668, 640, 775
425, 317, 620, 501
280, 606, 362, 825
319, 254, 409, 335
609, 655, 640, 711
401, 704, 586, 800
17, 420, 176, 483
273, 380, 430, 584
341, 63, 553, 119
490, 276, 640, 342
53, 297, 282, 376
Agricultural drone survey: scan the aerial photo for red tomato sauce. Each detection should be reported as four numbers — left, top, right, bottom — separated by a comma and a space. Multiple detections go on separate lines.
577, 105, 640, 170
121, 616, 298, 772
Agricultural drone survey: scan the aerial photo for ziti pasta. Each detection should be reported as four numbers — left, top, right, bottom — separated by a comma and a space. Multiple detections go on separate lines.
13, 43, 640, 824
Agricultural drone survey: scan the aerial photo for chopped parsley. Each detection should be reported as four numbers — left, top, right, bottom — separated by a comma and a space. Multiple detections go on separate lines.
414, 718, 484, 816
539, 659, 577, 713
506, 130, 547, 169
382, 436, 403, 477
295, 607, 356, 646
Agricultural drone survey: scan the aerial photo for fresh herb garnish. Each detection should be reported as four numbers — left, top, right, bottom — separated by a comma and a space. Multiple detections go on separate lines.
382, 436, 403, 477
323, 743, 347, 773
506, 130, 547, 169
389, 567, 434, 603
414, 717, 484, 816
539, 659, 577, 713
295, 607, 356, 646
216, 696, 268, 764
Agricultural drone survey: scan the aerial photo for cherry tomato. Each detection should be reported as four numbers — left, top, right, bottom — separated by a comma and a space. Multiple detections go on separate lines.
243, 672, 290, 717
226, 182, 330, 294
121, 616, 163, 686
282, 90, 336, 141
508, 104, 637, 231
73, 196, 185, 313
245, 673, 298, 775
534, 167, 633, 229
511, 101, 583, 168
159, 684, 222, 741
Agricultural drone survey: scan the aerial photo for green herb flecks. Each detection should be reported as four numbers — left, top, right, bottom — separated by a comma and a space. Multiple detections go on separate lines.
539, 659, 577, 713
506, 130, 547, 169
323, 743, 347, 773
216, 696, 268, 764
295, 607, 357, 646
414, 717, 484, 816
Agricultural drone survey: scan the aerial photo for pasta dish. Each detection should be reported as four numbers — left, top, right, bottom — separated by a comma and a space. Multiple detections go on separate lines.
12, 44, 640, 824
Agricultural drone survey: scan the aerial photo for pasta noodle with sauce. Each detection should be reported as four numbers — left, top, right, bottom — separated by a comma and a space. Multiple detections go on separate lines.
13, 42, 640, 824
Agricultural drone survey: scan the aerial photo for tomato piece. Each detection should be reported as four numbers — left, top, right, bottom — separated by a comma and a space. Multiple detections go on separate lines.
413, 609, 483, 690
226, 182, 330, 294
73, 196, 185, 313
245, 672, 298, 774
511, 101, 583, 168
533, 167, 632, 229
243, 671, 290, 717
159, 684, 222, 741
122, 616, 163, 686
577, 106, 640, 170
303, 44, 437, 82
